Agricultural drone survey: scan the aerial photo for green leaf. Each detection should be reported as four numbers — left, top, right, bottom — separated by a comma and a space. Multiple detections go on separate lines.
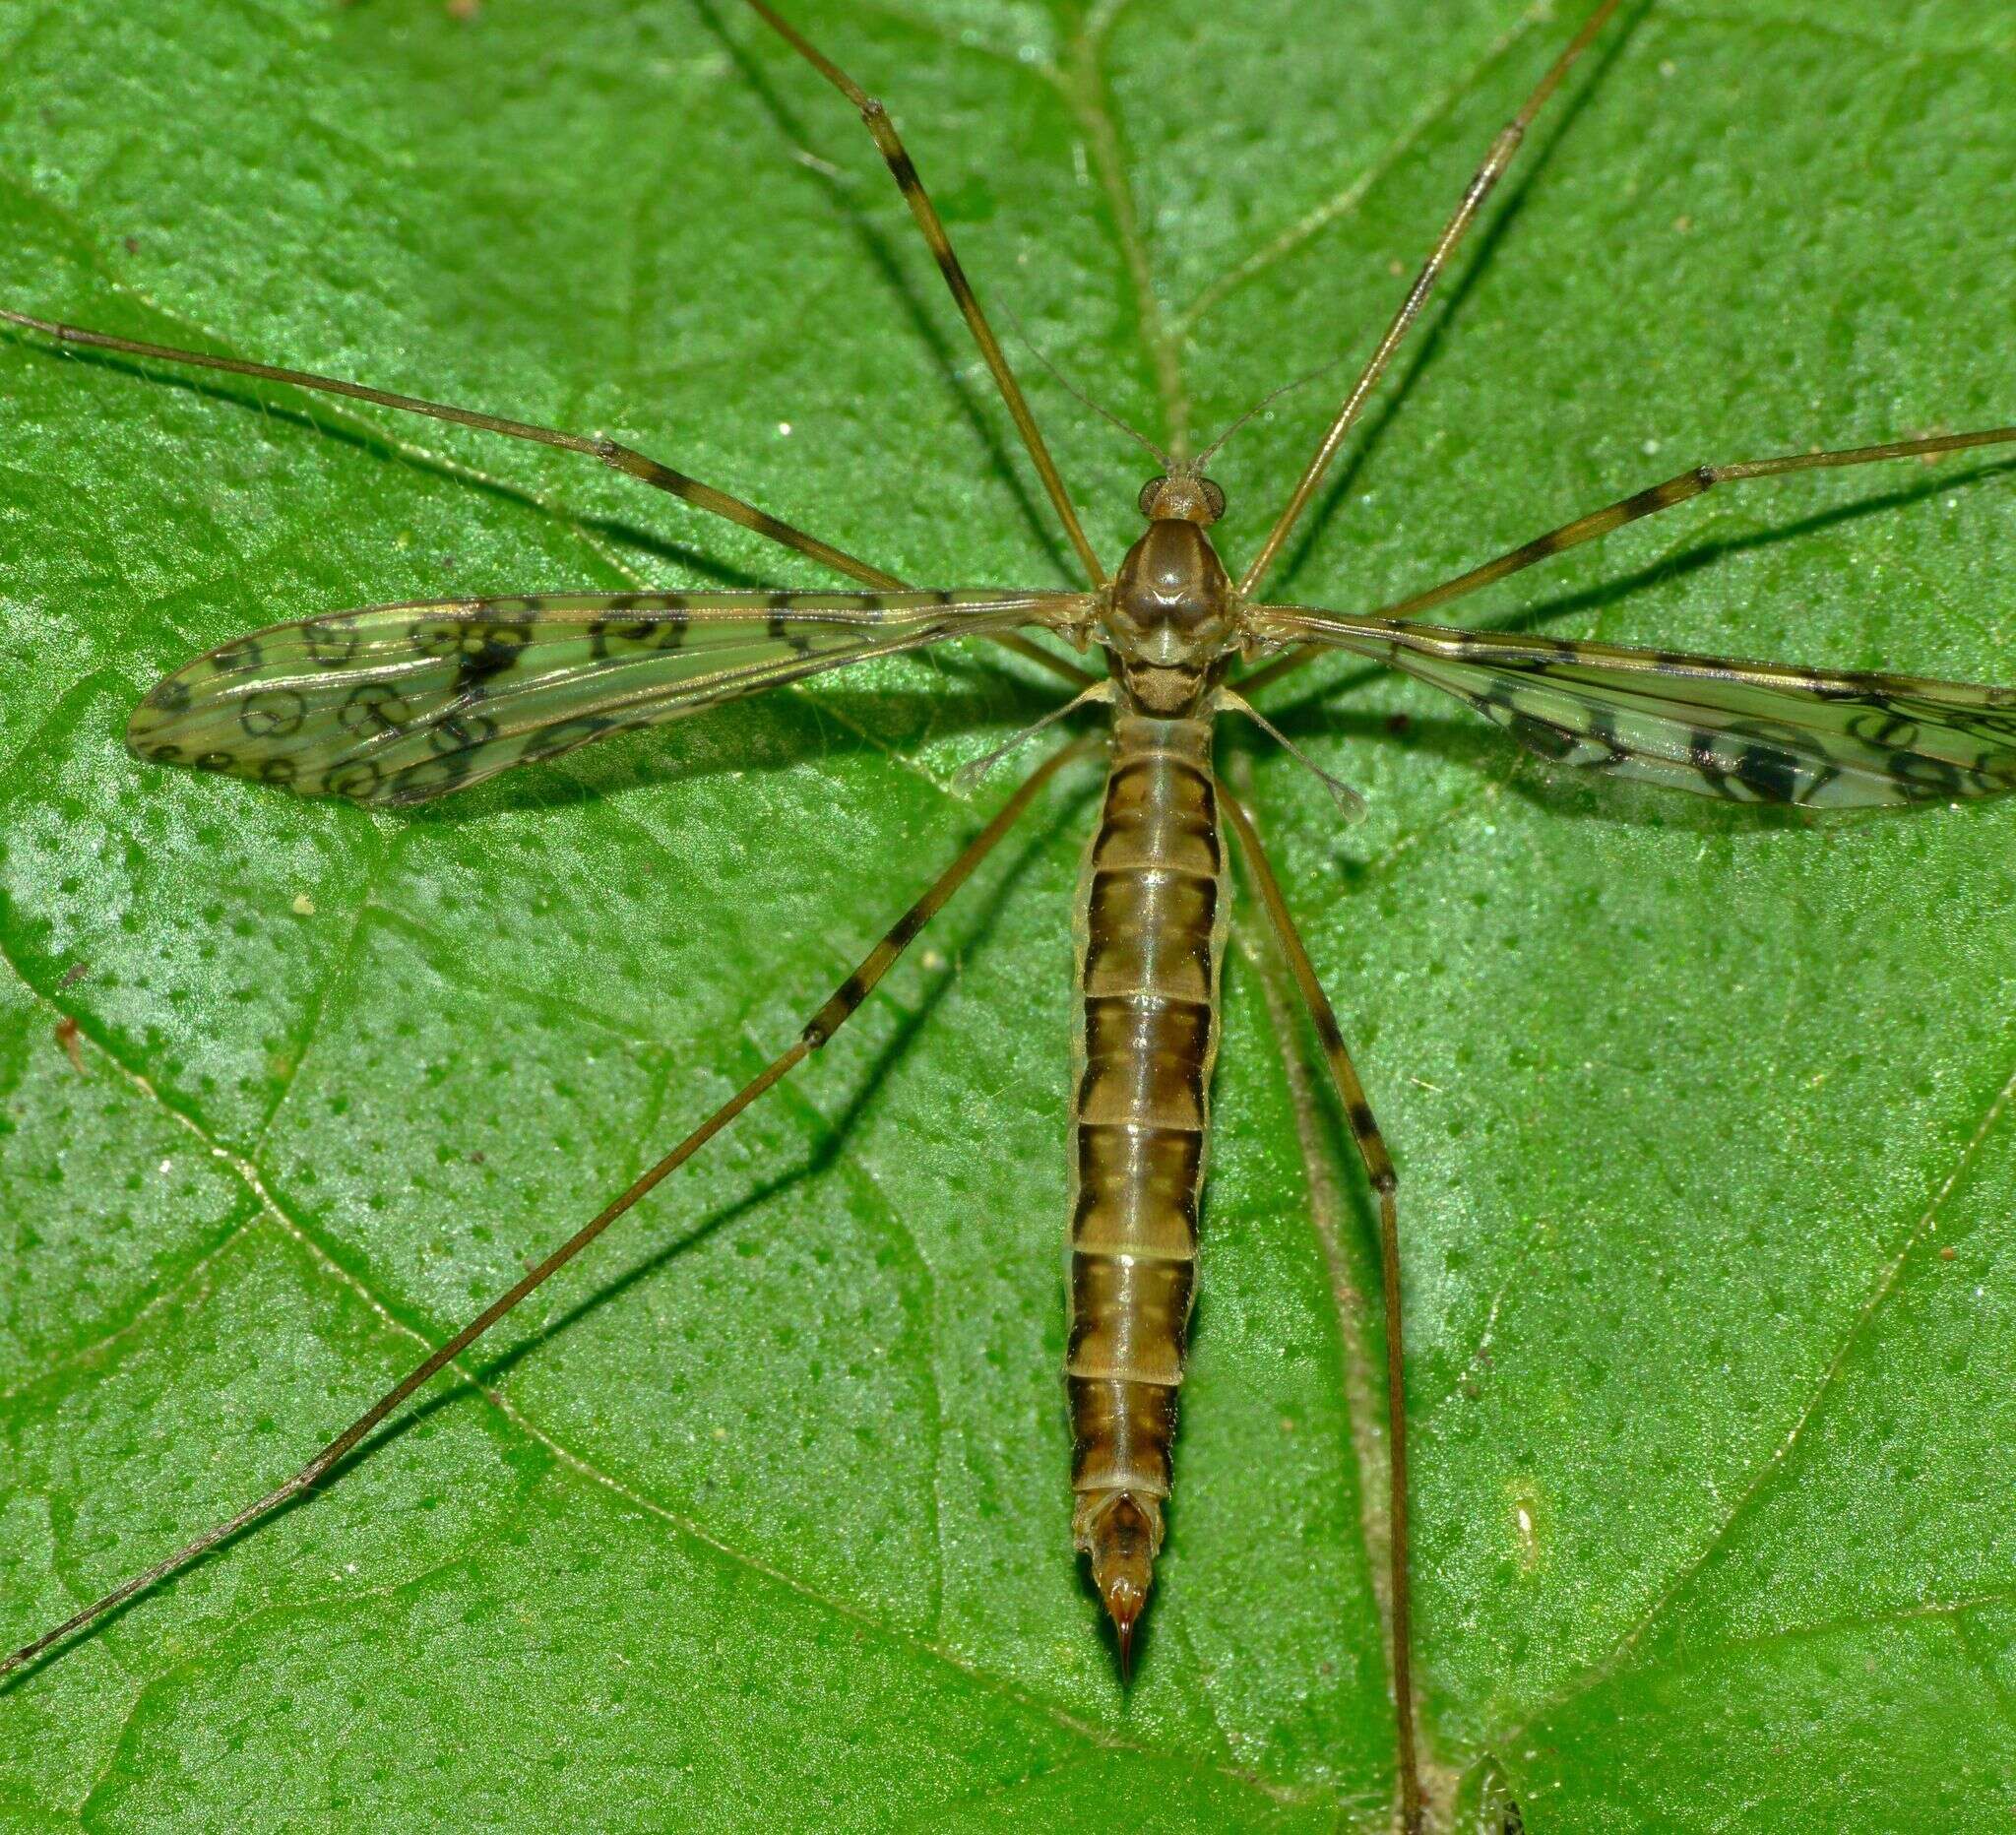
4, 1, 2014, 1828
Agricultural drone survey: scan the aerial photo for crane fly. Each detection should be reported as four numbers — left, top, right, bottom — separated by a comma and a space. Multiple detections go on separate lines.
5, 1, 2016, 1827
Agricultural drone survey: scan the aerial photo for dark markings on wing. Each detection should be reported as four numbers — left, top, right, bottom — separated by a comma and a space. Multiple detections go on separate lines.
1250, 608, 2016, 808
129, 590, 1086, 806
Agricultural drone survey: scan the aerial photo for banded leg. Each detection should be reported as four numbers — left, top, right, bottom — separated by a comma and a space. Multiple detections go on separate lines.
0, 737, 1092, 1683
740, 0, 1106, 590
1218, 786, 1422, 1835
1239, 0, 1625, 601
0, 306, 902, 588
1240, 423, 2016, 697
0, 306, 1090, 689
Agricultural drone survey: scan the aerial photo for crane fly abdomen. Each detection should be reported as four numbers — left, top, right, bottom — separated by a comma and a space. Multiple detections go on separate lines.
1067, 709, 1229, 1662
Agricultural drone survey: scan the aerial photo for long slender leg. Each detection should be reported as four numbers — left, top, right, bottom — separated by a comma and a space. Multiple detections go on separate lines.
1239, 0, 1625, 601
0, 736, 1093, 1683
1237, 423, 2016, 697
1, 305, 900, 587
0, 307, 1092, 690
1218, 784, 1422, 1835
740, 0, 1107, 590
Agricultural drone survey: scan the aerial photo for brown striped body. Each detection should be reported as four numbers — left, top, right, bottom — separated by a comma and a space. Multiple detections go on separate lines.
1067, 496, 1238, 1657
1067, 710, 1228, 1641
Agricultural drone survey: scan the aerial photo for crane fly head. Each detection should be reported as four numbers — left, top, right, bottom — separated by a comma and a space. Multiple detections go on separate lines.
1135, 471, 1226, 526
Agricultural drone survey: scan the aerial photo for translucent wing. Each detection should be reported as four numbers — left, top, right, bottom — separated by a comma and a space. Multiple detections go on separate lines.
1250, 608, 2016, 808
128, 590, 1086, 806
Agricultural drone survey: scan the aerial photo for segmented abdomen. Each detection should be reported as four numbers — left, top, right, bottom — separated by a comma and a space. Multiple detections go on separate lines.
1067, 710, 1228, 1647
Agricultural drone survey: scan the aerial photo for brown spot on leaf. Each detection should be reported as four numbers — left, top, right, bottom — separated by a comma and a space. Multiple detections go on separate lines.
54, 1016, 86, 1077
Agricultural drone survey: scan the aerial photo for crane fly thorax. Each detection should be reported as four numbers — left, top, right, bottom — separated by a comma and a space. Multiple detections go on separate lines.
1102, 504, 1238, 716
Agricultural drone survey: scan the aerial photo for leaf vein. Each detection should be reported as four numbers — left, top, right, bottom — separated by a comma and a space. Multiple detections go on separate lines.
1505, 1044, 2016, 1733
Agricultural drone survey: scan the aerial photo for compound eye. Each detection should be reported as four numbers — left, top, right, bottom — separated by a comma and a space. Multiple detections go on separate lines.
1199, 477, 1227, 523
1137, 475, 1166, 518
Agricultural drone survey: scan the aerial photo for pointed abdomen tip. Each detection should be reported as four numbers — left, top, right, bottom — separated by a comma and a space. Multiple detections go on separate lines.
1115, 1611, 1138, 1684
1079, 1489, 1162, 1680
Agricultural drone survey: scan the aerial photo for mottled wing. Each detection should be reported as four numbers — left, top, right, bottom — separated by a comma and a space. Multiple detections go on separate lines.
129, 591, 1085, 806
1250, 608, 2016, 807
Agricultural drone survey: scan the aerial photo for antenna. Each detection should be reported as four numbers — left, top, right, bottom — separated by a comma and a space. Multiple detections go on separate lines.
1192, 350, 1353, 469
998, 296, 1174, 473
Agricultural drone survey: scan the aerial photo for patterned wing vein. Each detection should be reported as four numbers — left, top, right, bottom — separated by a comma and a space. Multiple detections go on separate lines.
1252, 609, 2016, 808
128, 591, 1081, 805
